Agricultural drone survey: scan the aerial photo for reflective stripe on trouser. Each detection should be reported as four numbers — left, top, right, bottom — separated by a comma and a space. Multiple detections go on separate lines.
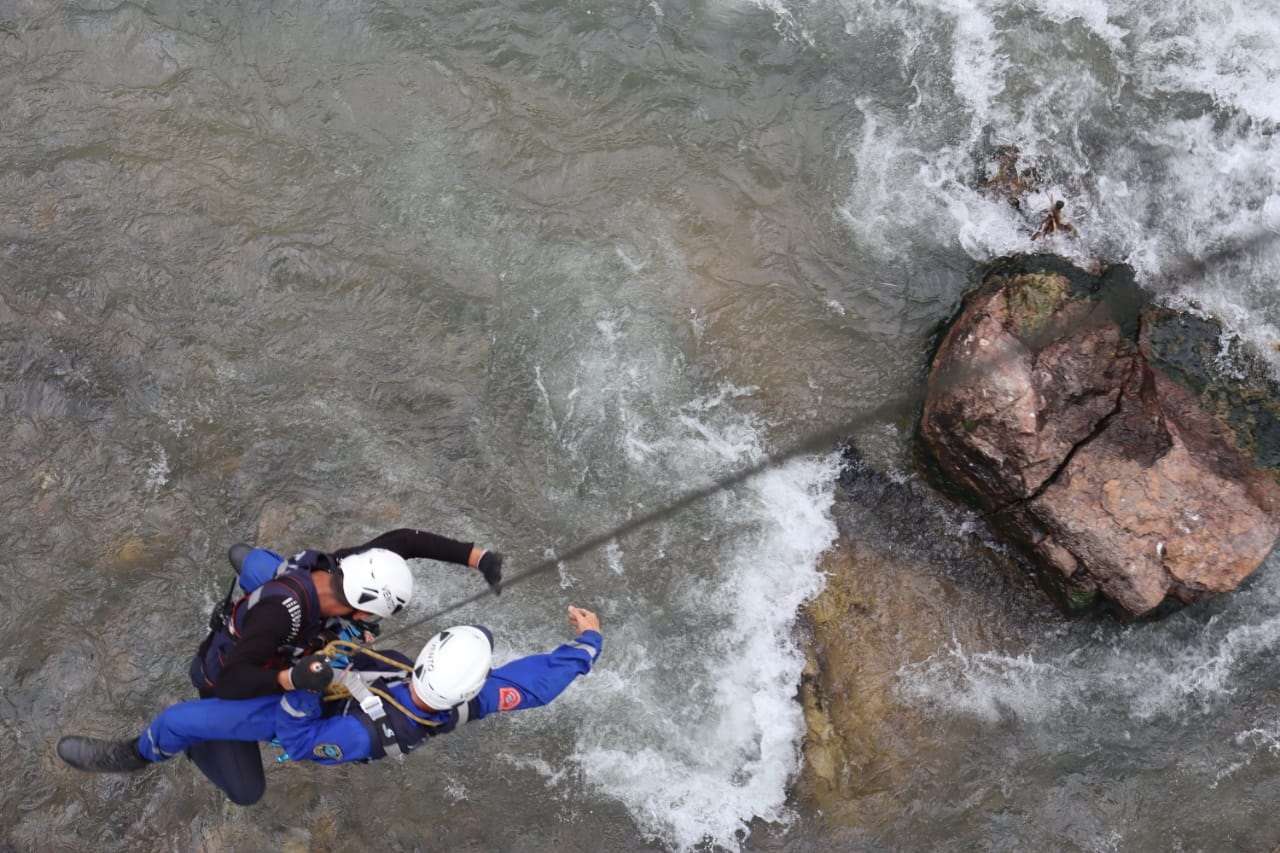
139, 695, 281, 762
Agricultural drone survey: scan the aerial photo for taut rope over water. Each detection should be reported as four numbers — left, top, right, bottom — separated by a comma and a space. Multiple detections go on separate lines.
374, 226, 1280, 648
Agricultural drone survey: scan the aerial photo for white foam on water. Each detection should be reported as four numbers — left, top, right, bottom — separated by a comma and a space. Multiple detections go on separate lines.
918, 0, 1007, 121
500, 232, 842, 849
1235, 720, 1280, 757
1127, 0, 1280, 124
604, 539, 626, 575
496, 753, 570, 787
1025, 0, 1129, 47
573, 442, 841, 851
1209, 713, 1280, 788
896, 642, 1080, 724
144, 443, 170, 492
897, 590, 1280, 726
816, 0, 1280, 344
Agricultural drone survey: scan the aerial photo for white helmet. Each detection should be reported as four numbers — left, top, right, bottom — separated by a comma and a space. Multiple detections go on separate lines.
412, 625, 494, 709
337, 548, 413, 619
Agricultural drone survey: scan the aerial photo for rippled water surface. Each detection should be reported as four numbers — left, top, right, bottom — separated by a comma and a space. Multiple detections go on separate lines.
4, 0, 1280, 850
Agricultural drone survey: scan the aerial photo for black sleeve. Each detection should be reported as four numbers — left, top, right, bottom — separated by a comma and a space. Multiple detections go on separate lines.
332, 528, 474, 566
212, 602, 295, 700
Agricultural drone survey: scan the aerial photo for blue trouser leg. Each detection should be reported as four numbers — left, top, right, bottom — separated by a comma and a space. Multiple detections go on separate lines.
139, 696, 281, 760
169, 546, 282, 804
139, 696, 281, 806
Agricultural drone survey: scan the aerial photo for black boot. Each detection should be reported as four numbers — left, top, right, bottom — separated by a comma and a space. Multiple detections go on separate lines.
227, 543, 252, 575
57, 736, 149, 773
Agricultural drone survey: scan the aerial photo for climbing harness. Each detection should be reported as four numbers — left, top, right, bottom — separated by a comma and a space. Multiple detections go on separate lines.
206, 573, 240, 633
317, 639, 442, 729
190, 569, 322, 692
271, 638, 445, 764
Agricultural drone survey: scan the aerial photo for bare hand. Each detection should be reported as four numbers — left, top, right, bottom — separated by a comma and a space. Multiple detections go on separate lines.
568, 606, 600, 635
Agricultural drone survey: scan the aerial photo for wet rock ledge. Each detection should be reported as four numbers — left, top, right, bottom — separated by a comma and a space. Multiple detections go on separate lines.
919, 254, 1280, 617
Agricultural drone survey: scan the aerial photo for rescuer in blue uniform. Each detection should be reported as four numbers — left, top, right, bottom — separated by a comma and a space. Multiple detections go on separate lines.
56, 606, 601, 787
138, 528, 502, 806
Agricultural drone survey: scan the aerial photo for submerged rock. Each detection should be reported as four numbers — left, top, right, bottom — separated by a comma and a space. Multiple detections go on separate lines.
919, 255, 1280, 617
796, 443, 1056, 833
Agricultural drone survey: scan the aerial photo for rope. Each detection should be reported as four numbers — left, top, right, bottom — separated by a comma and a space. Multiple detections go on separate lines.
308, 226, 1280, 652
372, 410, 910, 648
315, 638, 441, 727
318, 638, 411, 673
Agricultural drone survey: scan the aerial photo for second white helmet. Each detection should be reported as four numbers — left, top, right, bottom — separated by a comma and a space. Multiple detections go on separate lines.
412, 625, 494, 708
337, 548, 413, 619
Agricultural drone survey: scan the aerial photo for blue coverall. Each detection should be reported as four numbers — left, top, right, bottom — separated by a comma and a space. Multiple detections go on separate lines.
139, 631, 602, 768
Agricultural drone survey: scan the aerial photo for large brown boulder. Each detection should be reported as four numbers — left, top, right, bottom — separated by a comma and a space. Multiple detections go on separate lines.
920, 256, 1280, 616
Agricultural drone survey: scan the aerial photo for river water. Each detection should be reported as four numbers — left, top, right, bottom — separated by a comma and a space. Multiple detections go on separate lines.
2, 0, 1279, 850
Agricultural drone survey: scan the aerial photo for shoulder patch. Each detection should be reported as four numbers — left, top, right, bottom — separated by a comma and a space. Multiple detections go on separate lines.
498, 686, 523, 711
313, 743, 344, 760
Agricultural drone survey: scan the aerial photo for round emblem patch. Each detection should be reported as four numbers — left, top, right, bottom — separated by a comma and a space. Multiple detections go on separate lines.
498, 686, 522, 711
313, 743, 344, 760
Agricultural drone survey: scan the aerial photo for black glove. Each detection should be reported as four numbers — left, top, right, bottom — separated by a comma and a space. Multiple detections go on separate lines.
478, 550, 504, 595
289, 654, 334, 693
